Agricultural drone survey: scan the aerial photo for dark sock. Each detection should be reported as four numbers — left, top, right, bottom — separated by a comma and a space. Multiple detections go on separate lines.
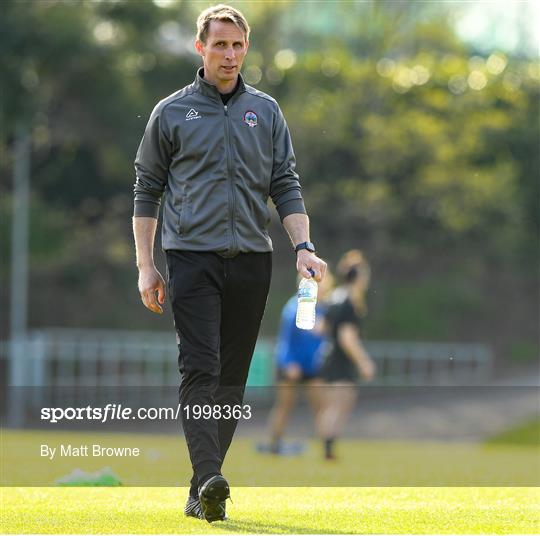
189, 474, 198, 498
198, 471, 220, 490
270, 438, 281, 454
324, 438, 335, 458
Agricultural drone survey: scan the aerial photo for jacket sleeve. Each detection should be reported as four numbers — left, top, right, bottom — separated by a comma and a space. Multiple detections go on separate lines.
269, 104, 306, 221
133, 104, 172, 218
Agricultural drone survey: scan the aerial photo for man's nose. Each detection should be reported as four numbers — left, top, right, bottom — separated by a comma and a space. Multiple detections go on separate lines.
225, 47, 235, 60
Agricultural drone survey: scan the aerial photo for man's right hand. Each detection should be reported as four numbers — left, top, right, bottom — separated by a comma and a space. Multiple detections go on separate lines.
138, 265, 166, 314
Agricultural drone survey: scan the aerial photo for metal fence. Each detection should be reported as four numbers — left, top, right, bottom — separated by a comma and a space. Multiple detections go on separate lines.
1, 328, 493, 388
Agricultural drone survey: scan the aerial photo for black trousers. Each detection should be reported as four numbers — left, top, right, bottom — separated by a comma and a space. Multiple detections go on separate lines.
166, 250, 272, 492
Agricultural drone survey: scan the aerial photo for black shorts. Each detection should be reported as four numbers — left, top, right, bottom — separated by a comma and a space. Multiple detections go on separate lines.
318, 356, 357, 383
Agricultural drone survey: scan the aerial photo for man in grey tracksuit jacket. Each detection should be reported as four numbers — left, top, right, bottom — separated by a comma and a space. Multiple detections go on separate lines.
132, 4, 326, 522
134, 68, 305, 255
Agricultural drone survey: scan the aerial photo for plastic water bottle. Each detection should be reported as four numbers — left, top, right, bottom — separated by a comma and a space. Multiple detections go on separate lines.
296, 271, 318, 330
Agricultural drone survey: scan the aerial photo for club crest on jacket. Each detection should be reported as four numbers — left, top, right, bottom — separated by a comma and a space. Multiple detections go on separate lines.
243, 110, 258, 127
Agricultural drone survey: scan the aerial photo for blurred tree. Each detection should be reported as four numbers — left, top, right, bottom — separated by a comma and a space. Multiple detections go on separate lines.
0, 0, 537, 362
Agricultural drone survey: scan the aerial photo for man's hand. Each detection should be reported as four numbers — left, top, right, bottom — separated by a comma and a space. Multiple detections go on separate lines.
296, 250, 327, 282
138, 265, 166, 314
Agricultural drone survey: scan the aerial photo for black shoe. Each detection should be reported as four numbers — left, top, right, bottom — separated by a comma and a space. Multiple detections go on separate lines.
184, 495, 203, 520
198, 475, 230, 523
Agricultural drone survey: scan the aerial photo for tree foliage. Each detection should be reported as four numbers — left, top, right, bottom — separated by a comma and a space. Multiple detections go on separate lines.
1, 0, 538, 359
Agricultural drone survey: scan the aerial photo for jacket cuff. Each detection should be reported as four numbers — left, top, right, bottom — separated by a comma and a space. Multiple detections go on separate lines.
133, 200, 160, 218
277, 198, 306, 221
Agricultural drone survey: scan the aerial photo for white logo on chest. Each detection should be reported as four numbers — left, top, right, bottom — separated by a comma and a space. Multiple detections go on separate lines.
185, 108, 201, 121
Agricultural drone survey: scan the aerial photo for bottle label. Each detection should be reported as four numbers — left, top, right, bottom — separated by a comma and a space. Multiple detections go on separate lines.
298, 287, 316, 299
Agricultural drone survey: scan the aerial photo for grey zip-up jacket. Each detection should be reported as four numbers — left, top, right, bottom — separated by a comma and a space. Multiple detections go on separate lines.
133, 69, 306, 257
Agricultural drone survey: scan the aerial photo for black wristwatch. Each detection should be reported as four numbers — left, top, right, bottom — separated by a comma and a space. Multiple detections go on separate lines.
294, 241, 316, 254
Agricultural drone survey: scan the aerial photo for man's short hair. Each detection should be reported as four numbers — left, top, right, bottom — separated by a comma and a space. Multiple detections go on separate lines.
196, 4, 250, 44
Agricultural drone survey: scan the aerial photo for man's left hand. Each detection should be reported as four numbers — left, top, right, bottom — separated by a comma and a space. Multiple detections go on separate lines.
296, 250, 327, 282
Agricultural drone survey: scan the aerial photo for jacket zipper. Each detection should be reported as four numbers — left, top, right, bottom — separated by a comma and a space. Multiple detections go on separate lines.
223, 104, 238, 255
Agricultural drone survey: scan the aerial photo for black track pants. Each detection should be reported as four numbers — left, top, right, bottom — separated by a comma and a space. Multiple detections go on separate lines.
166, 250, 272, 486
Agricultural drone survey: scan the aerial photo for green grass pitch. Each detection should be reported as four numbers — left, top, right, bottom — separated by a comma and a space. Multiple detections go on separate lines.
1, 426, 539, 533
2, 486, 539, 533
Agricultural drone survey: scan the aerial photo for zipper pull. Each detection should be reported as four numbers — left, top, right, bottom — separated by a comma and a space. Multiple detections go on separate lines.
224, 105, 228, 115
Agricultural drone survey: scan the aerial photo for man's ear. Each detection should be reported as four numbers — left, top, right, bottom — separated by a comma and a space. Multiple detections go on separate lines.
195, 40, 205, 57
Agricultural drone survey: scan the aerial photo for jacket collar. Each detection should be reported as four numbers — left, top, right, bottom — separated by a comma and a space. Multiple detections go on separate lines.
194, 67, 246, 100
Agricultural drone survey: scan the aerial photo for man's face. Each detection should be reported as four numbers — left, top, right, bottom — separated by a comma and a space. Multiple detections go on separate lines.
195, 20, 249, 88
